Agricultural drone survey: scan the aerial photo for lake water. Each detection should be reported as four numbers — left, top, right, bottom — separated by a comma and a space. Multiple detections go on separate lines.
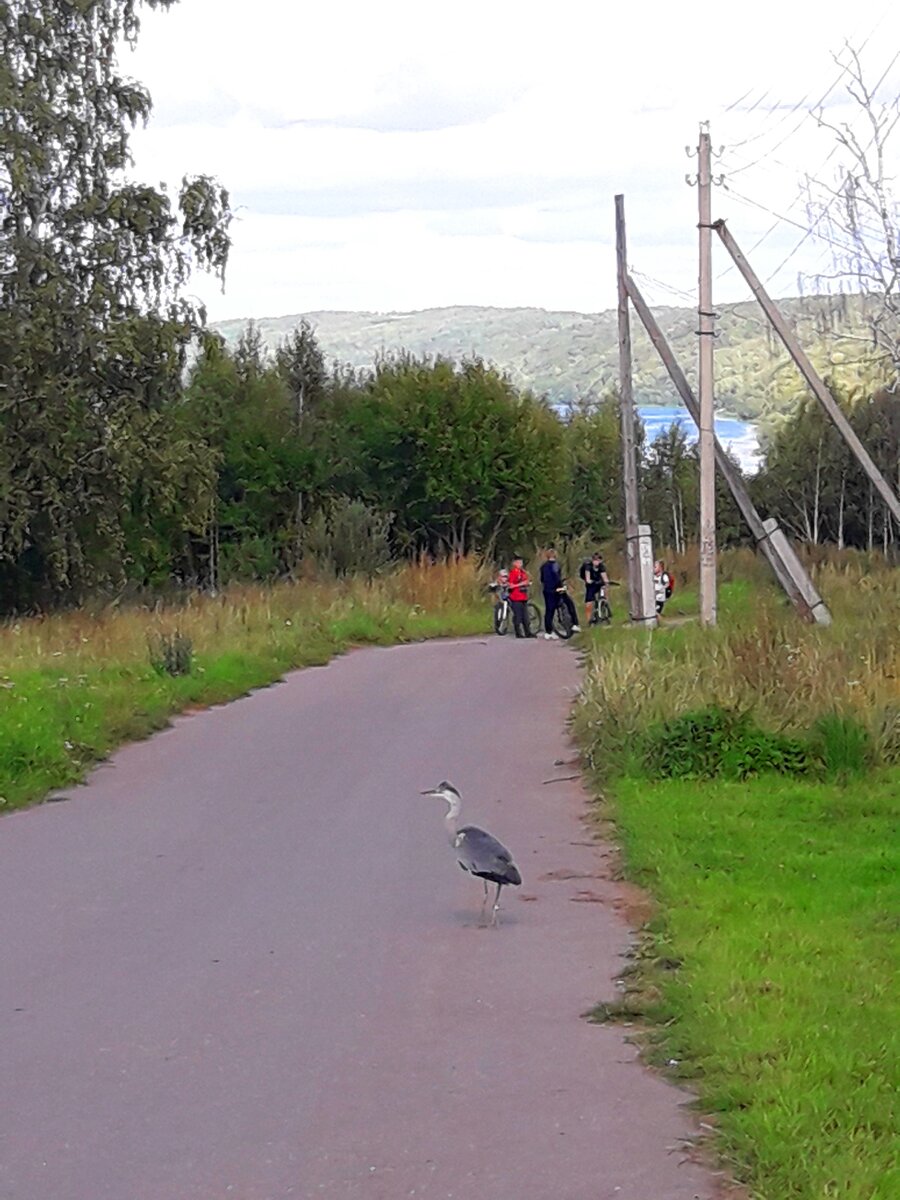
639, 406, 760, 473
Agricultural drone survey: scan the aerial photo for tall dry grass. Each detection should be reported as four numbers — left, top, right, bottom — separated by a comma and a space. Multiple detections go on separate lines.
0, 558, 488, 810
0, 558, 487, 675
575, 553, 900, 769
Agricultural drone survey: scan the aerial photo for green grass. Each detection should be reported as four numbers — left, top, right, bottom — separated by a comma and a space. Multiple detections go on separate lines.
604, 772, 899, 1200
575, 554, 900, 1199
0, 561, 488, 812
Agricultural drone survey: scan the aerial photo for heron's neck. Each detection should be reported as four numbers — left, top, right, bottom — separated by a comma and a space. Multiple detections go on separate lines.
444, 795, 461, 840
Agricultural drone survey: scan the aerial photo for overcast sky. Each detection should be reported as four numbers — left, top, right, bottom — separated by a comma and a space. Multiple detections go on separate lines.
127, 0, 899, 321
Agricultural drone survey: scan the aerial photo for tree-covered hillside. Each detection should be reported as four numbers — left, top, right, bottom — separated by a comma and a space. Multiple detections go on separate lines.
213, 295, 883, 420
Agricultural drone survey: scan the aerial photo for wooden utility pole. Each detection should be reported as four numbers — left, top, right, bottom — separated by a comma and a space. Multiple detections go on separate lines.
624, 271, 832, 625
615, 194, 643, 621
714, 218, 900, 528
697, 124, 717, 626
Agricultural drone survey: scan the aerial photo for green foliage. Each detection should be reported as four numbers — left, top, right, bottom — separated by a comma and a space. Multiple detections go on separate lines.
643, 706, 813, 780
304, 497, 393, 578
753, 387, 900, 551
328, 355, 567, 557
564, 394, 627, 540
0, 0, 231, 609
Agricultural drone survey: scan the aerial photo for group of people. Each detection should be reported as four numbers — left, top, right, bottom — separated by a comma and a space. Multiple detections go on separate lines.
495, 548, 611, 640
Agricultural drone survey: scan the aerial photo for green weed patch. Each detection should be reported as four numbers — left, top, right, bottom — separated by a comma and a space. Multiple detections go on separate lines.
642, 705, 815, 781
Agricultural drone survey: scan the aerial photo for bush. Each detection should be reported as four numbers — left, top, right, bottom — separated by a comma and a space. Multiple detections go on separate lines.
304, 497, 393, 579
642, 705, 814, 780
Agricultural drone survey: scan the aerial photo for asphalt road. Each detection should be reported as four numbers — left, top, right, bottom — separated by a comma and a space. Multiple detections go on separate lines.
0, 636, 714, 1200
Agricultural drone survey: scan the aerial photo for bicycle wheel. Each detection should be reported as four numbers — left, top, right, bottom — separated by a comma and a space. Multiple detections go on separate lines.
526, 602, 542, 637
598, 598, 612, 625
552, 602, 574, 640
493, 601, 510, 635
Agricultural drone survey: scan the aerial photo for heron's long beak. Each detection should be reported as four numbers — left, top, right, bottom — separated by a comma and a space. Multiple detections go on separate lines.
420, 788, 440, 796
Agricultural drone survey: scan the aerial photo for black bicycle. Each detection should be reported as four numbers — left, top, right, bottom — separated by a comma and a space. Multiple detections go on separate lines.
488, 585, 541, 637
550, 585, 578, 639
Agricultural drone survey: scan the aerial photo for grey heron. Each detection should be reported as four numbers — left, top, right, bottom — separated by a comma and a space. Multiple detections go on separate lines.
420, 781, 522, 926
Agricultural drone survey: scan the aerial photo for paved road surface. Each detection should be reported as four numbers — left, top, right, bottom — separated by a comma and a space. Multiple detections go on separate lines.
0, 637, 714, 1200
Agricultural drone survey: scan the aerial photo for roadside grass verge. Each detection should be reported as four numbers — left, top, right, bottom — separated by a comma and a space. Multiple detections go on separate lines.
599, 772, 899, 1200
0, 558, 488, 812
575, 553, 900, 1199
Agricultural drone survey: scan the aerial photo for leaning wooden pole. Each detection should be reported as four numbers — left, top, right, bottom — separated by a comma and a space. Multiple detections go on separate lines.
624, 272, 831, 625
615, 194, 643, 622
714, 218, 900, 528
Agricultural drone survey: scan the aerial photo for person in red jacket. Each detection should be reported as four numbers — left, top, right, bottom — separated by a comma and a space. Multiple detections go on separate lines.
508, 555, 534, 638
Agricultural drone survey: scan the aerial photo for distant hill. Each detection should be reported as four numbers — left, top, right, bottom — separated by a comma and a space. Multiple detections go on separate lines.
212, 295, 880, 420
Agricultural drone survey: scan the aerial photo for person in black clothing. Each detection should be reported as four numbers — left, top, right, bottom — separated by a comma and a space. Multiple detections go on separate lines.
539, 547, 580, 639
579, 550, 610, 625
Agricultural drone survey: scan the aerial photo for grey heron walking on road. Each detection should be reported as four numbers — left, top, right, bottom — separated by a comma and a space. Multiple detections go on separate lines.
421, 781, 522, 926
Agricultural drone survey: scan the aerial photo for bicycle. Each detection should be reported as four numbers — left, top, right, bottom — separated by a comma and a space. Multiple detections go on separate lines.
550, 584, 578, 640
488, 584, 541, 637
588, 583, 616, 627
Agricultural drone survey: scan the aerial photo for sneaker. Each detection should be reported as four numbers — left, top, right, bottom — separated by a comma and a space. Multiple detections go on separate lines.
545, 631, 559, 640
571, 624, 581, 632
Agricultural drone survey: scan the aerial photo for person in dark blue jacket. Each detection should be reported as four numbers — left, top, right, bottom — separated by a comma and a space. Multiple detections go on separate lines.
539, 547, 580, 639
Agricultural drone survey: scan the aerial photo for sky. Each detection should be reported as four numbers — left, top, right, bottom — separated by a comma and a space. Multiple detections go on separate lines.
126, 0, 900, 322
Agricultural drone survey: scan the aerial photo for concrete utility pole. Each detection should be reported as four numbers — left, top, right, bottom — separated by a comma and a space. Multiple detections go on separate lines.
697, 124, 717, 626
615, 194, 644, 623
714, 218, 900, 529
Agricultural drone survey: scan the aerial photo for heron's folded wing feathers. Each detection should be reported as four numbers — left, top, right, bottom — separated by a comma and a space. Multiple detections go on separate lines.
455, 825, 522, 886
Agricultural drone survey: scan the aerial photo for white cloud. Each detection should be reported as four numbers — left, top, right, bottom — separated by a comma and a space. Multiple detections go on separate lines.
125, 0, 900, 319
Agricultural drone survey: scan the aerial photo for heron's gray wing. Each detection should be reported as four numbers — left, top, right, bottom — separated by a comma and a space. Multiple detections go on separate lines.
455, 825, 522, 886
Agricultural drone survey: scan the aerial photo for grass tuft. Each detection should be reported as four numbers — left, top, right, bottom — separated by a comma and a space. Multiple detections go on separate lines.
148, 630, 193, 677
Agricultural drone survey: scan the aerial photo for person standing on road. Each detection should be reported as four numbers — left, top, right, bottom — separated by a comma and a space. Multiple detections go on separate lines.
579, 550, 610, 625
508, 554, 534, 639
539, 547, 580, 639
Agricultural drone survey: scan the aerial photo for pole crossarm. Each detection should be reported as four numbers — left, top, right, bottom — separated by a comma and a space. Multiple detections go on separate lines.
714, 218, 900, 528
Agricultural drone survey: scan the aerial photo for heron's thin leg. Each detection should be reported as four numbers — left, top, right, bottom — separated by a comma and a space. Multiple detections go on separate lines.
479, 879, 489, 925
491, 882, 503, 927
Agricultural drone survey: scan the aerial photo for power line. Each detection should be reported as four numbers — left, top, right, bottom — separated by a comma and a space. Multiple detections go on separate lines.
761, 45, 900, 286
719, 7, 890, 167
717, 36, 900, 284
723, 186, 856, 256
629, 268, 695, 305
